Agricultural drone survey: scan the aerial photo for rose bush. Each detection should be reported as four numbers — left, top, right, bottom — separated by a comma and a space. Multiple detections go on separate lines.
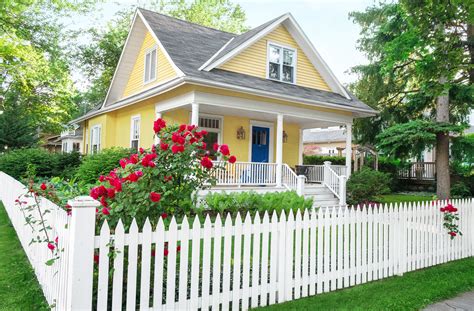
440, 203, 462, 239
89, 118, 236, 228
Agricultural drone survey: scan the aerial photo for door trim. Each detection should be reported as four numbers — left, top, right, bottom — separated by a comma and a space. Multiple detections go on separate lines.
248, 120, 274, 163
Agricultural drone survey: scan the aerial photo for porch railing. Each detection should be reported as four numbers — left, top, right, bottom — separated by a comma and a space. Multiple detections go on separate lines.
397, 162, 436, 181
323, 161, 347, 205
212, 161, 277, 186
301, 165, 347, 183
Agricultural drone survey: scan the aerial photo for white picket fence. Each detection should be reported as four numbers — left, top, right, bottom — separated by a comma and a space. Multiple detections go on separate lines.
0, 172, 71, 309
1, 171, 474, 310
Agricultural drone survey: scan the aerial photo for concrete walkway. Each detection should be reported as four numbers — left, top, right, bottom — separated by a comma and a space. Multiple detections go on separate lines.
424, 291, 474, 311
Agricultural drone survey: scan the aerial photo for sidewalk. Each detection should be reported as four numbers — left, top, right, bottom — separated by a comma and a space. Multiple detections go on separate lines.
424, 290, 474, 311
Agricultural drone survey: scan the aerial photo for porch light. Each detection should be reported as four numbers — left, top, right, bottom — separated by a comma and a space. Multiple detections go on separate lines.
283, 130, 288, 143
236, 126, 246, 140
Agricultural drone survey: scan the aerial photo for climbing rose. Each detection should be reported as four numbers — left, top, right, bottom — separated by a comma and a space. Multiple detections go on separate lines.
229, 155, 237, 164
160, 142, 169, 151
164, 248, 169, 256
40, 183, 47, 191
449, 231, 457, 237
153, 118, 166, 133
47, 242, 55, 251
178, 124, 186, 132
150, 192, 161, 202
102, 207, 110, 215
201, 156, 213, 169
220, 144, 230, 156
161, 212, 168, 219
213, 143, 219, 151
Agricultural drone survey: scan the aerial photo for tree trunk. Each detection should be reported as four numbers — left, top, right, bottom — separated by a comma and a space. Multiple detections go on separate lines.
435, 77, 450, 199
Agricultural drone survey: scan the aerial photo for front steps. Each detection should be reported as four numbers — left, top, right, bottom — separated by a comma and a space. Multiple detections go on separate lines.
303, 184, 340, 207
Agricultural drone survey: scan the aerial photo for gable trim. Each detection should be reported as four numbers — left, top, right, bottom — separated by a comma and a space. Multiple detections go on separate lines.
198, 37, 235, 71
201, 13, 350, 99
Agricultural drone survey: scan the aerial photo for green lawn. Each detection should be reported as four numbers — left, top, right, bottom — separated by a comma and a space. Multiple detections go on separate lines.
375, 192, 434, 204
0, 203, 49, 310
259, 257, 474, 310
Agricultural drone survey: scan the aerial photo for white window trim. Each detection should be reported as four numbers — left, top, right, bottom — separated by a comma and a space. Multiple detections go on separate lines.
130, 115, 141, 149
248, 120, 275, 163
90, 125, 102, 154
143, 46, 158, 84
188, 112, 224, 145
266, 41, 297, 85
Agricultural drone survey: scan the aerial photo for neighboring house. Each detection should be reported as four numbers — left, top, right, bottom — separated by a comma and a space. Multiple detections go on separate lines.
71, 8, 376, 205
59, 124, 83, 153
41, 134, 62, 153
303, 128, 356, 156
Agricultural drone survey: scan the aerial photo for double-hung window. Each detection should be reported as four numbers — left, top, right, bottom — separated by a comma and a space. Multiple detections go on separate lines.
90, 125, 101, 154
144, 47, 157, 83
199, 115, 222, 160
130, 116, 140, 151
267, 43, 296, 83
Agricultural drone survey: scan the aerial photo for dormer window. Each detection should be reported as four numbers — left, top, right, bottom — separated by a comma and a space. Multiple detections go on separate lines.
267, 43, 296, 84
144, 47, 157, 83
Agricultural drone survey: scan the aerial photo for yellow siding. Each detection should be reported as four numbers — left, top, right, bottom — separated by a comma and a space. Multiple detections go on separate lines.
219, 25, 331, 92
282, 122, 300, 167
163, 109, 190, 126
113, 101, 155, 148
223, 115, 251, 163
123, 31, 178, 98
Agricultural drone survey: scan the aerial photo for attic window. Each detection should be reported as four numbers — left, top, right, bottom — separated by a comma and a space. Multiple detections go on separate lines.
144, 47, 157, 83
267, 43, 296, 84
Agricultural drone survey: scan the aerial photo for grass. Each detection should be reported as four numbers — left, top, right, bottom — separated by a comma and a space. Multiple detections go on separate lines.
375, 192, 434, 204
259, 257, 474, 310
0, 202, 49, 310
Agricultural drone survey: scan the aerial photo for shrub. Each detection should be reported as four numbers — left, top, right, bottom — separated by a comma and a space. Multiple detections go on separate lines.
74, 147, 132, 185
451, 181, 471, 199
0, 148, 81, 180
303, 155, 345, 165
200, 191, 313, 216
347, 168, 391, 205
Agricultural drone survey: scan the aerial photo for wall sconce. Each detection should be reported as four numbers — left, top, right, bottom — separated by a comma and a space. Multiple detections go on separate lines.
236, 126, 246, 140
283, 130, 288, 143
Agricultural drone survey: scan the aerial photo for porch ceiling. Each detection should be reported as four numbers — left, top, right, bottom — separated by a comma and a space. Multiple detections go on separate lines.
179, 103, 343, 129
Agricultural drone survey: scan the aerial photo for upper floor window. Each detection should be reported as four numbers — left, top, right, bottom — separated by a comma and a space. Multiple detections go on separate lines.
90, 125, 101, 154
267, 43, 296, 84
130, 116, 140, 151
144, 47, 157, 83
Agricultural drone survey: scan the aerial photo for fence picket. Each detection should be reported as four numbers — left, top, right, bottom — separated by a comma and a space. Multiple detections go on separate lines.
112, 220, 125, 310
251, 213, 262, 308
178, 216, 190, 310
212, 214, 222, 310
294, 210, 302, 299
302, 209, 310, 297
97, 221, 110, 310
190, 216, 201, 310
242, 213, 252, 310
222, 214, 233, 311
126, 219, 139, 311
166, 218, 178, 309
201, 216, 212, 310
153, 218, 165, 309
140, 219, 152, 310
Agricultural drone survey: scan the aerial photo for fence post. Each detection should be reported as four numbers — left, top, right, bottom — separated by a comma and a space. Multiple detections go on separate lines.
296, 175, 306, 196
66, 196, 100, 310
339, 175, 347, 205
323, 161, 332, 186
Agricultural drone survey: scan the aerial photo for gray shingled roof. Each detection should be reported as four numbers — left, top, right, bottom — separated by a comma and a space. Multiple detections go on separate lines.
133, 9, 375, 113
303, 129, 346, 143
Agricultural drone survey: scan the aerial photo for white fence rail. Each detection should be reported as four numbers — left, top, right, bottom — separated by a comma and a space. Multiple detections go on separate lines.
0, 172, 72, 309
323, 162, 347, 205
1, 171, 474, 310
302, 164, 347, 183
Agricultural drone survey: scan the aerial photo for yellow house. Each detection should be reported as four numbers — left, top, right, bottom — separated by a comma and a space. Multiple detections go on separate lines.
72, 8, 376, 205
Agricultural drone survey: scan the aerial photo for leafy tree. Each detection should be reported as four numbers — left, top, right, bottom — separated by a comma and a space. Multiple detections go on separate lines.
349, 1, 473, 198
0, 0, 95, 134
76, 0, 248, 110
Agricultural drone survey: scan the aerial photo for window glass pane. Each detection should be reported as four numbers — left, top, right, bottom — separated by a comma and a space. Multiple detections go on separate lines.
283, 49, 294, 66
203, 132, 219, 160
268, 62, 280, 80
131, 140, 139, 151
269, 45, 281, 63
282, 65, 294, 83
145, 53, 150, 82
150, 49, 157, 80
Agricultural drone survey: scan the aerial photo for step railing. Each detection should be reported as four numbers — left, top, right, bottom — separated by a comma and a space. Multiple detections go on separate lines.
299, 164, 347, 183
211, 161, 277, 186
282, 164, 306, 195
323, 161, 347, 205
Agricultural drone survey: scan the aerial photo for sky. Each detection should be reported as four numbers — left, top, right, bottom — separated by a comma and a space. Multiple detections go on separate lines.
68, 0, 376, 85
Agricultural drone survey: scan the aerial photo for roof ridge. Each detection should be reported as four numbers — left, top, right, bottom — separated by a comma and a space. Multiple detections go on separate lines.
137, 7, 237, 35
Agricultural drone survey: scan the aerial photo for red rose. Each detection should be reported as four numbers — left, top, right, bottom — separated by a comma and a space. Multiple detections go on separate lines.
106, 188, 115, 199
151, 250, 156, 257
94, 254, 100, 264
153, 118, 166, 133
177, 136, 185, 145
101, 207, 110, 215
139, 147, 145, 154
171, 144, 180, 154
201, 156, 213, 169
160, 143, 169, 151
55, 236, 59, 244
127, 172, 139, 182
161, 212, 168, 219
200, 130, 208, 135
119, 159, 127, 168
47, 242, 55, 251
172, 132, 180, 143
164, 248, 169, 256
177, 245, 181, 252
229, 155, 237, 164
187, 125, 195, 131
179, 124, 187, 132
151, 144, 156, 153
99, 175, 106, 182
201, 142, 207, 150
449, 231, 457, 237
90, 187, 99, 200
100, 196, 108, 207
40, 183, 47, 191
150, 192, 161, 202
213, 143, 219, 151
220, 144, 230, 156
130, 154, 139, 164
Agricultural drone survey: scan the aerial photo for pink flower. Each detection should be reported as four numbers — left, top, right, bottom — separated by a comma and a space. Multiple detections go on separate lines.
150, 192, 161, 202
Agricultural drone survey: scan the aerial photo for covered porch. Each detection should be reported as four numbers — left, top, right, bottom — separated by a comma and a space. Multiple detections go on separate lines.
155, 90, 354, 204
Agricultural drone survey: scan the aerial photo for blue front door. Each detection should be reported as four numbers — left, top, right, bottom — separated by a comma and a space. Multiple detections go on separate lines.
251, 126, 270, 163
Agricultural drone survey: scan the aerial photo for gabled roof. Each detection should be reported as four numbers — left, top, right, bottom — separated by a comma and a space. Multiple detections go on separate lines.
97, 8, 376, 117
303, 128, 346, 144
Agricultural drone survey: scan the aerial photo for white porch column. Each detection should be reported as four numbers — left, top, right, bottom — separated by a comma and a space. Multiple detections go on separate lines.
154, 111, 162, 145
345, 123, 352, 177
298, 128, 303, 165
191, 103, 199, 126
276, 114, 284, 187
